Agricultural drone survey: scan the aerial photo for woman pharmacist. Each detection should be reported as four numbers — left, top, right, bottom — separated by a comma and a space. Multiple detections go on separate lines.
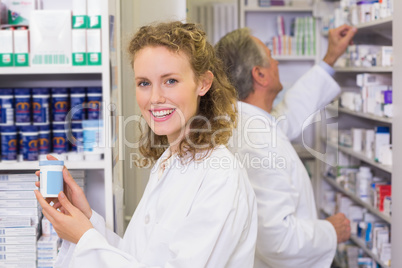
34, 21, 258, 267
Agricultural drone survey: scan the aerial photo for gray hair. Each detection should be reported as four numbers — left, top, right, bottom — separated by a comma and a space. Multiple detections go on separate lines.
214, 28, 269, 100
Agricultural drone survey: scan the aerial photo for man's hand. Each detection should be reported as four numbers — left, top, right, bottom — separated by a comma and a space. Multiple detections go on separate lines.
326, 212, 351, 243
323, 25, 357, 66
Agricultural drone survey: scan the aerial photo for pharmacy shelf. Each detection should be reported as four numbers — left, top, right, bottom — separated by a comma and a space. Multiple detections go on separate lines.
355, 16, 392, 31
326, 140, 392, 173
273, 55, 316, 61
244, 6, 313, 12
0, 66, 103, 75
323, 176, 391, 223
349, 235, 389, 268
334, 66, 393, 73
0, 160, 106, 170
327, 104, 392, 124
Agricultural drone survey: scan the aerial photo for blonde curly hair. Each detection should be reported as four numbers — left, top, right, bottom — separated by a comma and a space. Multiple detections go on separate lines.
128, 21, 237, 165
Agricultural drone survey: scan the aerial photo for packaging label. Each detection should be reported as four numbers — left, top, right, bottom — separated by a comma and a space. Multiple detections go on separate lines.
53, 131, 69, 154
33, 97, 49, 124
15, 97, 31, 124
0, 53, 13, 67
46, 171, 63, 195
0, 98, 14, 125
52, 96, 69, 122
88, 15, 101, 29
87, 52, 101, 65
72, 52, 87, 66
1, 133, 18, 161
14, 53, 29, 67
87, 96, 101, 119
72, 15, 88, 29
22, 135, 38, 161
39, 133, 51, 155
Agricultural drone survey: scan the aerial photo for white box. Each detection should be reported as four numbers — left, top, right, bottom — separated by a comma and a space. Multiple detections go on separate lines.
0, 236, 37, 244
0, 252, 36, 261
0, 181, 37, 190
87, 29, 101, 65
0, 30, 13, 67
72, 29, 87, 66
30, 10, 72, 66
0, 207, 40, 217
0, 217, 31, 228
0, 199, 38, 208
0, 244, 36, 253
69, 170, 85, 178
37, 260, 56, 268
0, 174, 37, 182
357, 73, 392, 87
0, 261, 36, 268
13, 29, 29, 67
0, 227, 37, 236
377, 46, 393, 67
5, 0, 36, 25
37, 249, 58, 259
87, 0, 101, 29
37, 235, 60, 251
72, 0, 87, 29
0, 191, 35, 199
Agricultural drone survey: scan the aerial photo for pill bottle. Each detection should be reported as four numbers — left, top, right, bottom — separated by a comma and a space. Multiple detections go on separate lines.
0, 88, 14, 126
38, 125, 51, 156
1, 125, 18, 162
32, 88, 50, 125
14, 88, 31, 125
51, 87, 69, 122
86, 87, 102, 119
21, 125, 39, 161
52, 122, 69, 155
69, 87, 86, 121
39, 160, 64, 198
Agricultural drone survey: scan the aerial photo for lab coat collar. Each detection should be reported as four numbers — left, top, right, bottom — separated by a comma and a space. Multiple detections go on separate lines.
237, 101, 275, 121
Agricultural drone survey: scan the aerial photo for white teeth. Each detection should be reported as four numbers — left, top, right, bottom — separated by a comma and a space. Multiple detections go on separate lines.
151, 109, 175, 118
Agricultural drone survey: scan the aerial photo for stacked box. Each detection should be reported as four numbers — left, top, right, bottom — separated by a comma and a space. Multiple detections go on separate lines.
0, 173, 40, 267
37, 235, 61, 268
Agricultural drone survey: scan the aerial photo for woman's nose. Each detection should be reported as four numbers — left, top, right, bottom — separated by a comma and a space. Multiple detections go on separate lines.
150, 87, 166, 104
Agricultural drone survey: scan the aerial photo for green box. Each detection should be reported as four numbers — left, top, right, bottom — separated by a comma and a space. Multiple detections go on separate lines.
14, 53, 29, 67
0, 53, 13, 67
88, 15, 101, 29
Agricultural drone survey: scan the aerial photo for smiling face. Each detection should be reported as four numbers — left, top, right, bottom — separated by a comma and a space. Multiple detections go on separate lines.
134, 46, 210, 146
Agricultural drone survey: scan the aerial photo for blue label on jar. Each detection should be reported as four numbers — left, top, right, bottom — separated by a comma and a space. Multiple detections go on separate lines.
39, 132, 51, 155
53, 131, 69, 154
70, 96, 85, 121
33, 97, 49, 124
46, 171, 63, 195
0, 98, 14, 125
15, 97, 31, 124
52, 96, 69, 122
22, 135, 38, 161
1, 133, 18, 161
87, 96, 102, 120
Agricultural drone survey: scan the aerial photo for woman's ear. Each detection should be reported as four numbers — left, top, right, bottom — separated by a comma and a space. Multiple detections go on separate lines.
198, 71, 214, 96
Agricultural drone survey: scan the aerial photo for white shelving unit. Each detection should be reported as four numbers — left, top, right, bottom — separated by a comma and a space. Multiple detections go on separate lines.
243, 6, 313, 12
0, 0, 115, 231
274, 55, 316, 61
316, 1, 396, 266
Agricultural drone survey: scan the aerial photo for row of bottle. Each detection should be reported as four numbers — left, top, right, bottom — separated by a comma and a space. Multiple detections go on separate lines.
0, 87, 102, 126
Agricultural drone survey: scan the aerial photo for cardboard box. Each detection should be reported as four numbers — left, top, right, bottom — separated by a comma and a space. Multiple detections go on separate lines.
13, 29, 29, 67
87, 0, 101, 29
0, 190, 35, 199
72, 0, 87, 29
0, 235, 36, 244
87, 29, 101, 65
0, 30, 13, 67
0, 227, 37, 236
30, 10, 72, 66
0, 174, 38, 182
5, 0, 36, 25
72, 29, 87, 65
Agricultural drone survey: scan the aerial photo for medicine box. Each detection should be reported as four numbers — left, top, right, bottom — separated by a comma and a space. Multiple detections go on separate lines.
0, 226, 37, 236
0, 216, 32, 228
72, 0, 87, 29
0, 190, 35, 199
0, 235, 37, 244
0, 174, 38, 182
0, 244, 36, 253
37, 236, 60, 251
0, 199, 38, 208
30, 10, 72, 66
72, 29, 87, 66
0, 30, 13, 67
0, 181, 37, 191
87, 0, 101, 29
0, 252, 36, 261
5, 0, 36, 25
13, 29, 29, 67
0, 261, 36, 268
87, 29, 101, 65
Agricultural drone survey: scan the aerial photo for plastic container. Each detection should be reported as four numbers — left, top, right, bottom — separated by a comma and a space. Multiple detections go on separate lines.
1, 126, 18, 162
69, 87, 86, 121
38, 125, 51, 156
83, 119, 103, 160
32, 88, 50, 125
21, 125, 39, 161
356, 166, 373, 203
39, 160, 64, 198
52, 122, 69, 155
51, 88, 69, 122
0, 89, 14, 126
14, 88, 31, 125
86, 87, 102, 119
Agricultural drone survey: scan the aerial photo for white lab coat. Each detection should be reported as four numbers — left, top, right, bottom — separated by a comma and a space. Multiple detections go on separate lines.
55, 146, 258, 268
229, 65, 341, 268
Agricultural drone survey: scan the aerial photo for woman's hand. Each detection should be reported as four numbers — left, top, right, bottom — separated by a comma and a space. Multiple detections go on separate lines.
35, 155, 92, 219
35, 190, 93, 244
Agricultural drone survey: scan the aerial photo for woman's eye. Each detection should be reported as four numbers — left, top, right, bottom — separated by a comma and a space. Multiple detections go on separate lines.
166, 79, 177, 85
138, 81, 150, 87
